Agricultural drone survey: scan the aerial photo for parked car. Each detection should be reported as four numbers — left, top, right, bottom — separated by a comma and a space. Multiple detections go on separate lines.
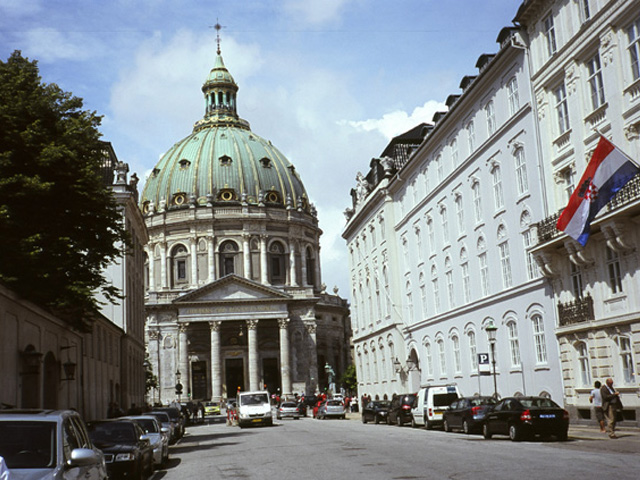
204, 401, 221, 416
361, 400, 391, 424
122, 415, 169, 467
411, 385, 460, 429
0, 409, 108, 480
152, 407, 185, 439
482, 396, 569, 442
316, 400, 346, 419
87, 419, 154, 480
146, 411, 175, 445
387, 393, 416, 426
276, 402, 301, 420
443, 396, 497, 434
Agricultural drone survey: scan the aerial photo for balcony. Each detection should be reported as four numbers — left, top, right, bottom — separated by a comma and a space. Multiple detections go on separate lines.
557, 294, 594, 327
536, 175, 640, 244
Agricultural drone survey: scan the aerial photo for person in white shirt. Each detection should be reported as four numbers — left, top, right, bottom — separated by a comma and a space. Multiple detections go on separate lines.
589, 380, 605, 432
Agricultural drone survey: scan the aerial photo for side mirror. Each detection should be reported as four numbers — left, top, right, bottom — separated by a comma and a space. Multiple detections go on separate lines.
67, 448, 100, 467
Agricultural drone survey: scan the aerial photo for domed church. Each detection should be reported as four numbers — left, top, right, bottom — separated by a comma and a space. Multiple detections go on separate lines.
141, 38, 350, 404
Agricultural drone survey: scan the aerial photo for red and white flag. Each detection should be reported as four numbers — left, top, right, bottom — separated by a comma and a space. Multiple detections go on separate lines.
557, 136, 639, 246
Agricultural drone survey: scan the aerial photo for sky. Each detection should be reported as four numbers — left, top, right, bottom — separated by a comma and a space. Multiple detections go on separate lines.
0, 0, 522, 299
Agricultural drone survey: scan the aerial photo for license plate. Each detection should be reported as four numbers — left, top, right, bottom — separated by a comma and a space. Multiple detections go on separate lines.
539, 414, 555, 418
252, 418, 262, 422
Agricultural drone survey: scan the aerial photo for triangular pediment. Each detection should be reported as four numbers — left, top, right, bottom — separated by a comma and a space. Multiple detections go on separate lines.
173, 274, 291, 304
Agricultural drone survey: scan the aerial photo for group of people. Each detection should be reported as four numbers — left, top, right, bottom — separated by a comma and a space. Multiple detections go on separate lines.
589, 377, 624, 439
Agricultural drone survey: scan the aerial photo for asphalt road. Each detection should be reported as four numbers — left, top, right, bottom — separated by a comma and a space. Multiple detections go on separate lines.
152, 415, 640, 480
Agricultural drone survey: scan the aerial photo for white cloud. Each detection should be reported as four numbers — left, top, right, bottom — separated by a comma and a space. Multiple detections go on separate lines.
344, 99, 447, 140
282, 0, 356, 25
0, 0, 43, 16
21, 29, 98, 62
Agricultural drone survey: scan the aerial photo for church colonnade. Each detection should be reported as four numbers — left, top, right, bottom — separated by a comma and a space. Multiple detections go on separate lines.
144, 234, 321, 291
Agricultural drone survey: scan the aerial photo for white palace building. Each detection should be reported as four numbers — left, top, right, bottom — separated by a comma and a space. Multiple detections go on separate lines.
344, 0, 640, 425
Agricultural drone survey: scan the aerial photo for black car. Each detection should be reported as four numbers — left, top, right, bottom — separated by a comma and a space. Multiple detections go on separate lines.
361, 400, 391, 424
482, 396, 569, 442
387, 393, 416, 426
443, 396, 497, 434
87, 419, 154, 480
152, 407, 185, 439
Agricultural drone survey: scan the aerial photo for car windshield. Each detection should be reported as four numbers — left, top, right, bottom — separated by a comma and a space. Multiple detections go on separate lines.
0, 421, 56, 469
281, 402, 296, 408
206, 402, 218, 407
373, 401, 391, 408
133, 419, 158, 433
89, 423, 136, 444
150, 412, 170, 423
327, 400, 343, 406
469, 397, 496, 407
240, 394, 269, 406
520, 398, 559, 409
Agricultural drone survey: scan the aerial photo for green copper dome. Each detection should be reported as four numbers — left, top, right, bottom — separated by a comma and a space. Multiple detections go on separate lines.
140, 52, 309, 213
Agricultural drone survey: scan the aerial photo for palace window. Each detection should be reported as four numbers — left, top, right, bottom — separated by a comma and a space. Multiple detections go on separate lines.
532, 314, 548, 364
486, 100, 496, 136
543, 13, 557, 57
577, 342, 591, 387
170, 244, 189, 286
268, 241, 286, 285
627, 16, 640, 80
554, 83, 570, 134
468, 331, 478, 371
507, 320, 521, 368
619, 336, 635, 384
507, 77, 520, 115
219, 240, 238, 277
587, 53, 605, 110
606, 246, 623, 294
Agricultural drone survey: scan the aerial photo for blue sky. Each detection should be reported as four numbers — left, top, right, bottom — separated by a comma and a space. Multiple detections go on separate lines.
0, 0, 521, 298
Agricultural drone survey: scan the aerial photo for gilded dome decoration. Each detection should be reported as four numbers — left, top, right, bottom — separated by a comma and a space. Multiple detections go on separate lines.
141, 47, 308, 213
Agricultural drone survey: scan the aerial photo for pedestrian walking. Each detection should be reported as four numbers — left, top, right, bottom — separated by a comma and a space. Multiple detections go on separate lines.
589, 380, 605, 432
600, 377, 623, 438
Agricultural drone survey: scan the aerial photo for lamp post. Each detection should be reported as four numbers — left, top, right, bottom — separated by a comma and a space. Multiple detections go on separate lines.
486, 321, 498, 399
175, 370, 183, 402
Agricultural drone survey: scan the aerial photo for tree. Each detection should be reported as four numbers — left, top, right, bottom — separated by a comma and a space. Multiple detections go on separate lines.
340, 364, 358, 394
0, 51, 128, 331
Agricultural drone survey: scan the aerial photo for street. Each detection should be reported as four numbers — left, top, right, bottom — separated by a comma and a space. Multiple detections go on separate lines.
152, 414, 640, 480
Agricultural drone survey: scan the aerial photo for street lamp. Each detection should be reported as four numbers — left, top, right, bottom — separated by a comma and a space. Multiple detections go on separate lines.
175, 370, 183, 401
486, 321, 498, 399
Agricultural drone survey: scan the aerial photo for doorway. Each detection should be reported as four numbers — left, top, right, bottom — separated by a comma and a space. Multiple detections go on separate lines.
225, 358, 244, 397
262, 358, 280, 395
191, 361, 208, 400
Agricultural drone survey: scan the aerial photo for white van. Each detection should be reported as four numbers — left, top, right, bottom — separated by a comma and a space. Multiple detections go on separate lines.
237, 390, 273, 428
410, 385, 460, 429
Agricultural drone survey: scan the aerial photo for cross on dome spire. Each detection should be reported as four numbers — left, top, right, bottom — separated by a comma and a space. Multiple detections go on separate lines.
213, 20, 224, 55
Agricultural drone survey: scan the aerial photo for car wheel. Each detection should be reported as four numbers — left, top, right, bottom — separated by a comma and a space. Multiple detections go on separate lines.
425, 420, 433, 430
396, 416, 403, 427
411, 418, 417, 429
509, 424, 521, 442
362, 414, 367, 424
444, 419, 451, 432
482, 423, 492, 439
387, 415, 392, 425
462, 420, 470, 435
374, 416, 380, 425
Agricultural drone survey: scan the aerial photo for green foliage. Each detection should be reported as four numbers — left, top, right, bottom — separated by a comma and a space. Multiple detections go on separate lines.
144, 354, 158, 393
340, 364, 358, 392
0, 51, 127, 331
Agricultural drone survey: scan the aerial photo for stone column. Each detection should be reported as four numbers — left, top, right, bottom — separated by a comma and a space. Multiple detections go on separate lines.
305, 322, 318, 394
160, 241, 168, 289
148, 329, 161, 404
147, 245, 156, 291
260, 235, 269, 285
301, 245, 309, 287
208, 236, 215, 282
190, 237, 198, 285
289, 241, 298, 287
279, 318, 292, 396
247, 320, 260, 391
209, 321, 222, 402
315, 245, 322, 289
243, 234, 251, 280
178, 323, 190, 397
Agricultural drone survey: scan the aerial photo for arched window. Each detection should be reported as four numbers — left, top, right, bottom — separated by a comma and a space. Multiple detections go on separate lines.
452, 334, 461, 373
219, 240, 238, 277
507, 320, 521, 368
514, 148, 528, 195
467, 331, 477, 372
431, 265, 440, 313
419, 273, 427, 318
268, 241, 286, 285
424, 341, 434, 378
170, 244, 189, 286
619, 336, 634, 384
492, 165, 504, 210
383, 266, 391, 316
437, 338, 446, 377
576, 342, 590, 387
306, 247, 316, 287
532, 314, 548, 364
406, 281, 413, 323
